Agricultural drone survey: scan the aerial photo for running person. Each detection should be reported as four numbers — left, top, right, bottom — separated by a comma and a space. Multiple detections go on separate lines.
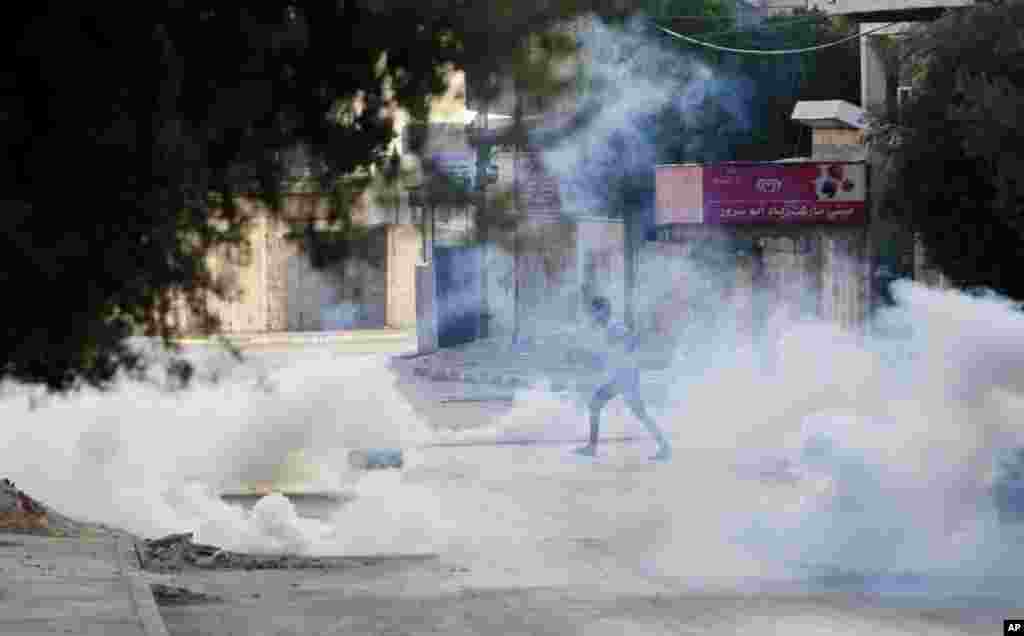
575, 297, 672, 461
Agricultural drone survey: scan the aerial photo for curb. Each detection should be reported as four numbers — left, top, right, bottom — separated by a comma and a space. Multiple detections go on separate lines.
413, 363, 538, 389
413, 363, 599, 393
413, 361, 676, 398
116, 534, 170, 636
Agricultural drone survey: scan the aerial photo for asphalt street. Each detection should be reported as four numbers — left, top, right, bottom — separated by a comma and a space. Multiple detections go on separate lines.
149, 339, 1022, 635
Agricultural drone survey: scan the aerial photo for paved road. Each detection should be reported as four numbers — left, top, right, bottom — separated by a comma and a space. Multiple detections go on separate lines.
0, 532, 167, 636
154, 440, 1022, 636
86, 337, 1019, 635
157, 560, 1012, 636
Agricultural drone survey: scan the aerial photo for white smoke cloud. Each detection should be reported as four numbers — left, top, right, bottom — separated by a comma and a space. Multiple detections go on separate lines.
3, 276, 1024, 599
539, 15, 752, 215
0, 354, 431, 553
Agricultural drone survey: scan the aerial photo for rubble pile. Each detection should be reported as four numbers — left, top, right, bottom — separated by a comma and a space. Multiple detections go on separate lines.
140, 531, 385, 572
0, 478, 49, 531
142, 532, 224, 572
150, 583, 223, 606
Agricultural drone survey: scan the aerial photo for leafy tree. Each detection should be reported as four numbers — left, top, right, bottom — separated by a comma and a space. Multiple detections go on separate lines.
712, 11, 861, 161
647, 6, 860, 162
871, 1, 1024, 298
1, 2, 625, 392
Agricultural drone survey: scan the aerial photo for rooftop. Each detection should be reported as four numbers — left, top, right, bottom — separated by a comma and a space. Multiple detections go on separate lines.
791, 100, 868, 130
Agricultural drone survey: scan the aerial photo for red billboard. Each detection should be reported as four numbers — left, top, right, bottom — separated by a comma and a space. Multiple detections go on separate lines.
655, 162, 867, 225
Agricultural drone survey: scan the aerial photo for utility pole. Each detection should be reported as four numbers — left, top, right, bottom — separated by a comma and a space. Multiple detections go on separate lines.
475, 90, 493, 341
620, 177, 641, 331
512, 85, 523, 346
624, 206, 636, 331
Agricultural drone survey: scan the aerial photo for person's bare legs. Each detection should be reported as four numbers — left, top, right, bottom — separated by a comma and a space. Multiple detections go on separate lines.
626, 392, 672, 461
576, 383, 615, 457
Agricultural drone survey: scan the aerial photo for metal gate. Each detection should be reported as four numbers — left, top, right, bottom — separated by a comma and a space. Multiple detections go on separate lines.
434, 245, 482, 348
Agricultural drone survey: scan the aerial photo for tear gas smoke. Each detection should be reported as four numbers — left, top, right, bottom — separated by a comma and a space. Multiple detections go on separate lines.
4, 274, 1024, 599
2, 15, 1023, 605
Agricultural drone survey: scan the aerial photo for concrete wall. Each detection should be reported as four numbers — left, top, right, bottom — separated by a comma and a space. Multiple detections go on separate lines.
284, 226, 388, 331
386, 224, 421, 328
515, 217, 579, 338
202, 214, 270, 333
642, 224, 871, 341
638, 239, 703, 338
263, 214, 291, 332
813, 128, 865, 147
174, 195, 426, 335
760, 232, 824, 321
822, 228, 871, 330
483, 230, 516, 339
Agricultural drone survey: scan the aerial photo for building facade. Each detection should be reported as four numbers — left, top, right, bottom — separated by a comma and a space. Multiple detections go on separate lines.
172, 195, 424, 334
649, 101, 873, 347
174, 66, 480, 336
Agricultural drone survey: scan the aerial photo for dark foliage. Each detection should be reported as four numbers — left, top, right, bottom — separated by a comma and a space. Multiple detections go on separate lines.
871, 1, 1024, 298
1, 2, 623, 391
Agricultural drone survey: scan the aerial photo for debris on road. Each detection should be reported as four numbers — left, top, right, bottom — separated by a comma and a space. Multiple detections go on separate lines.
150, 583, 223, 606
140, 531, 435, 572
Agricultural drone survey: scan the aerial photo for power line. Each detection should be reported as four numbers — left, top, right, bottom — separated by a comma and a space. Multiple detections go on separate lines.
656, 21, 898, 55
688, 11, 833, 41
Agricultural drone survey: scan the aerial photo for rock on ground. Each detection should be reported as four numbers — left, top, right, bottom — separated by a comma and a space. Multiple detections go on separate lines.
150, 583, 223, 606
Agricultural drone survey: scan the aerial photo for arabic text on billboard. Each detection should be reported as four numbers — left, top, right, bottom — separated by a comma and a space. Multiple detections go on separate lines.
655, 162, 867, 225
704, 163, 866, 225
